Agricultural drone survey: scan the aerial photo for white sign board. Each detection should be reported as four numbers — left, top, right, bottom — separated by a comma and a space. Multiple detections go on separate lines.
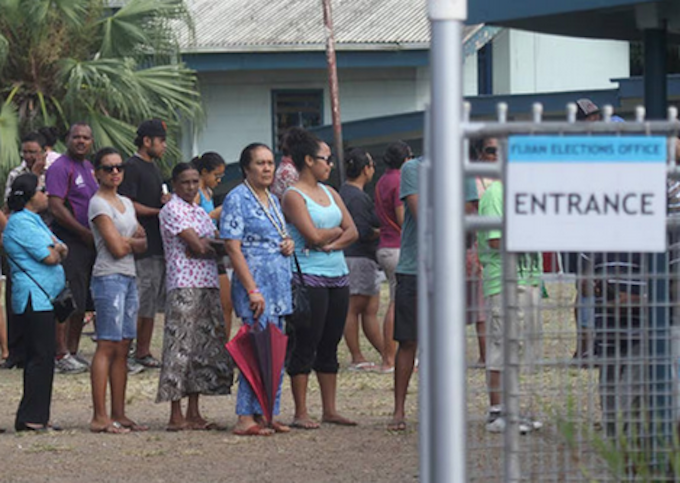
506, 136, 667, 253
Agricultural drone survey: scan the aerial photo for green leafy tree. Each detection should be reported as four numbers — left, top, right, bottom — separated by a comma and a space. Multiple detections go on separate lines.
0, 0, 201, 177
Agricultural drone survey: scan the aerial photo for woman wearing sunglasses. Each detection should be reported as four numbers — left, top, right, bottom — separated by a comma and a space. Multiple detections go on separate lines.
88, 147, 148, 433
282, 127, 358, 429
4, 174, 67, 432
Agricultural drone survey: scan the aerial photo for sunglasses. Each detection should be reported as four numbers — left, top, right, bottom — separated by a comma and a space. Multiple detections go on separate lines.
483, 146, 498, 156
314, 154, 335, 165
98, 164, 126, 174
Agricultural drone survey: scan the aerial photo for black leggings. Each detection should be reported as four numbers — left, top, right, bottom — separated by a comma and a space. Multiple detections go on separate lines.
15, 299, 56, 430
287, 286, 350, 376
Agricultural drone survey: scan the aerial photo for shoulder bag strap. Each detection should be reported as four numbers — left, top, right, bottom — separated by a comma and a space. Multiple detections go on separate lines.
3, 249, 54, 301
292, 252, 306, 288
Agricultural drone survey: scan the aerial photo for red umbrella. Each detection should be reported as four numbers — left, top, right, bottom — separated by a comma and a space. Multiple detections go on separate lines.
225, 322, 288, 424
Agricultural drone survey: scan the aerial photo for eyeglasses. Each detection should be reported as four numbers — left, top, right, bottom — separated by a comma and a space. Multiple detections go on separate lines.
39, 186, 46, 193
314, 154, 335, 165
483, 146, 498, 156
98, 164, 126, 174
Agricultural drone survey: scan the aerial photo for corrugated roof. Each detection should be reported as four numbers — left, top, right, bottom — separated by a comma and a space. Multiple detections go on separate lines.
179, 0, 480, 53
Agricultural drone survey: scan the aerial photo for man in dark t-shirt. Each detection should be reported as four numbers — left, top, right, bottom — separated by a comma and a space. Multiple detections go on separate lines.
118, 119, 170, 370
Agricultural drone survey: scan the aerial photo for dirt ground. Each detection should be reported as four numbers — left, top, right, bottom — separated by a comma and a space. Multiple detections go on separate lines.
0, 287, 420, 483
1, 279, 609, 482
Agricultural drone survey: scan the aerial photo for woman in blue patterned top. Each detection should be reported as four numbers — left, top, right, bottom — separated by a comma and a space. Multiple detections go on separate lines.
221, 143, 294, 436
4, 174, 67, 432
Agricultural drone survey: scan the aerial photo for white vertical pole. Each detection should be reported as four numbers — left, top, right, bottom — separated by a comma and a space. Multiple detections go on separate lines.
418, 105, 432, 483
426, 0, 467, 481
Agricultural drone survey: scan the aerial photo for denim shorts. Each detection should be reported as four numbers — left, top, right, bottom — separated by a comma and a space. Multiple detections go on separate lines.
91, 274, 139, 341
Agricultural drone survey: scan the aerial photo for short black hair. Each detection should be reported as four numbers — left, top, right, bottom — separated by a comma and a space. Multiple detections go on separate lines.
192, 152, 226, 175
345, 148, 372, 179
284, 127, 323, 172
93, 147, 121, 169
21, 132, 47, 149
383, 141, 412, 169
7, 173, 39, 212
171, 162, 197, 182
67, 122, 91, 138
38, 127, 59, 147
238, 143, 271, 178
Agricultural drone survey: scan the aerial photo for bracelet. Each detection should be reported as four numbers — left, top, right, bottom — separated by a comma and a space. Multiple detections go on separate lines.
248, 288, 261, 295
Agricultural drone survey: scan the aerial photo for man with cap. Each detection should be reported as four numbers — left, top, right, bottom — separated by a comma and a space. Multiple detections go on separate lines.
576, 98, 602, 122
118, 119, 170, 372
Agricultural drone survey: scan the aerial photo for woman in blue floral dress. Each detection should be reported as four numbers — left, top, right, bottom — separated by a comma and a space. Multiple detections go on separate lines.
221, 143, 294, 436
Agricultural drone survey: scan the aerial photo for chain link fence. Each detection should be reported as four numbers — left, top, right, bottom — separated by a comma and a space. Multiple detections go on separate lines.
463, 103, 680, 481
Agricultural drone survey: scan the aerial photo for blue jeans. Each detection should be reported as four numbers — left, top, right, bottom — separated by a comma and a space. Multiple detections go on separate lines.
91, 274, 139, 341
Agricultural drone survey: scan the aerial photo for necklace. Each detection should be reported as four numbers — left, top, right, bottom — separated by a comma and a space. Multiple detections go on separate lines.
243, 180, 288, 239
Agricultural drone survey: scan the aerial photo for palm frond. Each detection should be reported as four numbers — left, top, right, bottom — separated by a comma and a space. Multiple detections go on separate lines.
0, 101, 20, 170
51, 0, 91, 26
134, 64, 203, 122
98, 0, 192, 60
0, 0, 202, 172
0, 33, 8, 73
86, 110, 137, 154
59, 57, 152, 121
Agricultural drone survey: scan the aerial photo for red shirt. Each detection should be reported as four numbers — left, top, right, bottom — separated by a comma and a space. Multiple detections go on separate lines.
374, 168, 403, 249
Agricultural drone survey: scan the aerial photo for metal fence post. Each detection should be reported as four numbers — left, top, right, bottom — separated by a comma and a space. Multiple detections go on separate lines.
418, 105, 433, 483
499, 107, 521, 483
427, 0, 467, 480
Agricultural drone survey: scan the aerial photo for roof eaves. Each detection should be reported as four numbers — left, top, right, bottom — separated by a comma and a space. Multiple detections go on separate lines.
181, 42, 431, 54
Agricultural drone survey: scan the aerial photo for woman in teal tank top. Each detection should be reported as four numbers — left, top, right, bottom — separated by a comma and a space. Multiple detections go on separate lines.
192, 152, 233, 339
282, 127, 359, 429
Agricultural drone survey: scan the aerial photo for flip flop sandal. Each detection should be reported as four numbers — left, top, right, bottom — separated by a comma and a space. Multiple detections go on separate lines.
121, 422, 149, 432
190, 421, 225, 431
388, 420, 407, 432
233, 425, 274, 436
348, 362, 376, 372
90, 421, 130, 434
270, 421, 291, 433
322, 417, 358, 427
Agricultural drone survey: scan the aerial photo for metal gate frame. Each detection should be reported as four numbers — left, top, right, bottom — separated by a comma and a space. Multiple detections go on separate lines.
420, 97, 680, 481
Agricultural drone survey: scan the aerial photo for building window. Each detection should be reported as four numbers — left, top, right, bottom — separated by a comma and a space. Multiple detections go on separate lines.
272, 90, 324, 152
477, 43, 493, 95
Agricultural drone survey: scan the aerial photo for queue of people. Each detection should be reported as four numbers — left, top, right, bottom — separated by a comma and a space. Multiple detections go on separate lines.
1, 121, 422, 436
0, 117, 555, 439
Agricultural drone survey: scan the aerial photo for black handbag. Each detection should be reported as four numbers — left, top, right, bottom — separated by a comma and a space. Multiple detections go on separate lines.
288, 253, 311, 330
4, 251, 75, 323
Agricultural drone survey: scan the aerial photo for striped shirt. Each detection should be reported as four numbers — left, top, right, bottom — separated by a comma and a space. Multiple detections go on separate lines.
588, 252, 646, 355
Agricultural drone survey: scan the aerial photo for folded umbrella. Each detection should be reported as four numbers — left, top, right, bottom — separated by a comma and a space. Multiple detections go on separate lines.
225, 321, 288, 424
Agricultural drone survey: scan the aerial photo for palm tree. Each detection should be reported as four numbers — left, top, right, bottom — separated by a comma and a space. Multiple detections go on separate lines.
0, 0, 202, 176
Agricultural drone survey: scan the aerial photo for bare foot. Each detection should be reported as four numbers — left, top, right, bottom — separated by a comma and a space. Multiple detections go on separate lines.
322, 413, 357, 426
387, 419, 407, 431
233, 423, 274, 436
166, 420, 189, 432
290, 418, 320, 430
254, 416, 290, 433
90, 421, 130, 434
